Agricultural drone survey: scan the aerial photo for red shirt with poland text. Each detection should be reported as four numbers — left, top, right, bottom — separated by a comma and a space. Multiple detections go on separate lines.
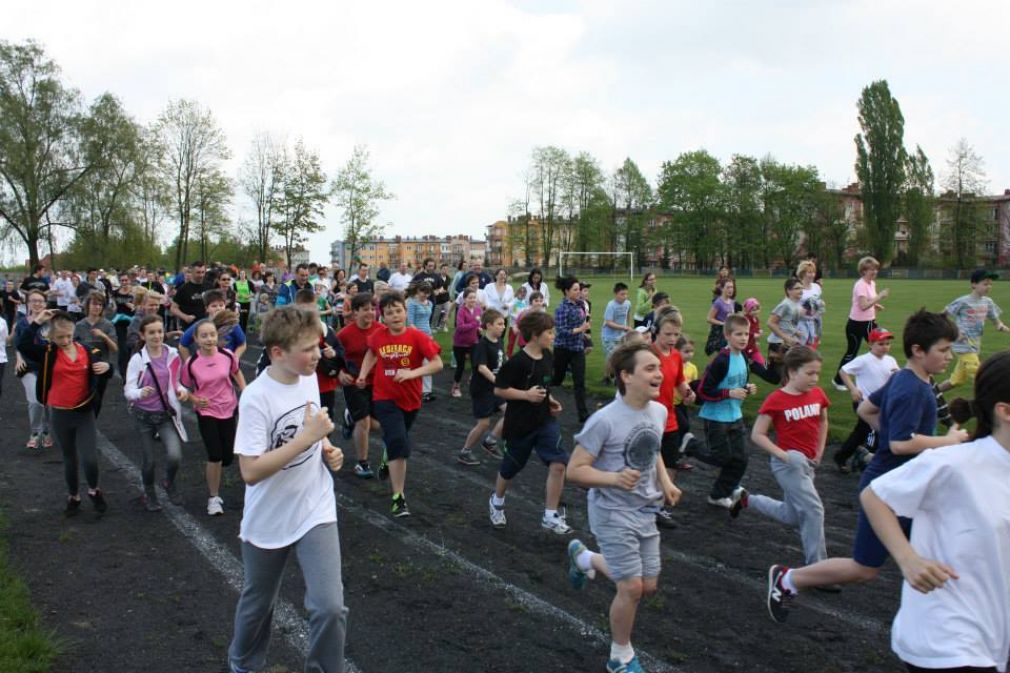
757, 387, 830, 460
366, 325, 441, 411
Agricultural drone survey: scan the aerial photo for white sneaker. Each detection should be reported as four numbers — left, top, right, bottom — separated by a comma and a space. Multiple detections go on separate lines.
541, 512, 572, 535
207, 496, 224, 516
707, 495, 734, 509
488, 494, 507, 529
832, 381, 848, 392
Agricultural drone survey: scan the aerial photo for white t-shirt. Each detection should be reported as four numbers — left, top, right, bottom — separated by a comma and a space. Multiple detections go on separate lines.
234, 370, 336, 549
869, 436, 1010, 672
840, 351, 899, 398
482, 283, 515, 315
0, 318, 8, 364
388, 272, 413, 292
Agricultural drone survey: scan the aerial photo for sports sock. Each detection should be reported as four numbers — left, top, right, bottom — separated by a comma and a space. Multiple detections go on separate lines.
544, 509, 557, 519
782, 569, 798, 594
576, 550, 594, 572
610, 642, 634, 665
491, 494, 505, 507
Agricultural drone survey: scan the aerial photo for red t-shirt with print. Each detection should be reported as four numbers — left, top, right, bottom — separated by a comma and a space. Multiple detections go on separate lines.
367, 325, 441, 411
758, 387, 830, 459
653, 345, 685, 432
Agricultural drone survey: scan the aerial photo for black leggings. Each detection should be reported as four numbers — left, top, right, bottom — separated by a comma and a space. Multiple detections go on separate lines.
51, 407, 99, 496
197, 414, 237, 466
834, 318, 876, 383
551, 346, 588, 420
835, 400, 872, 465
453, 345, 473, 384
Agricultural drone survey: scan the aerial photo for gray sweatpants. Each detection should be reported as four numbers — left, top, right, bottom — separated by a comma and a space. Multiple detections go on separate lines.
50, 407, 99, 496
130, 408, 182, 488
20, 372, 49, 435
749, 450, 827, 565
229, 521, 347, 673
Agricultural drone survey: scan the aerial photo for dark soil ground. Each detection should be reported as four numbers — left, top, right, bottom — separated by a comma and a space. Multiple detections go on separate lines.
0, 342, 904, 673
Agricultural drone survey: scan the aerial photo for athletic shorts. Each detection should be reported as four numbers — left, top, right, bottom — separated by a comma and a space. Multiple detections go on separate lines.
472, 394, 505, 420
342, 384, 374, 423
498, 420, 566, 480
373, 399, 418, 461
948, 353, 980, 388
852, 465, 912, 568
588, 504, 661, 582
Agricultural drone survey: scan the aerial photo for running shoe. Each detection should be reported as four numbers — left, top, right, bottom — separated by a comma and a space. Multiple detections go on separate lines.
567, 539, 595, 589
353, 462, 375, 479
422, 392, 437, 402
767, 564, 795, 623
341, 408, 354, 440
162, 479, 183, 506
541, 511, 572, 535
606, 656, 645, 673
655, 505, 677, 529
706, 495, 734, 509
391, 494, 410, 518
88, 489, 108, 514
481, 436, 502, 458
377, 453, 389, 481
832, 380, 848, 392
65, 495, 81, 517
42, 432, 53, 448
488, 494, 506, 529
457, 448, 481, 466
207, 496, 224, 516
26, 434, 39, 450
833, 454, 852, 474
730, 487, 748, 519
854, 445, 874, 472
451, 384, 461, 398
143, 487, 163, 512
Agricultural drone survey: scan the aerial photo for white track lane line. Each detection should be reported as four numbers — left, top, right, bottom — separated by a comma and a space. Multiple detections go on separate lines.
94, 430, 363, 673
334, 493, 683, 673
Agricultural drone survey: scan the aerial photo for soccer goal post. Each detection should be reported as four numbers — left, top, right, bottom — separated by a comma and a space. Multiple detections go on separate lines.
558, 251, 635, 285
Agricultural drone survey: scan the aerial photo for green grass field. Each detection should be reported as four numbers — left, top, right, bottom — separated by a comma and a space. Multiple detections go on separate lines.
433, 275, 1010, 443
0, 512, 58, 673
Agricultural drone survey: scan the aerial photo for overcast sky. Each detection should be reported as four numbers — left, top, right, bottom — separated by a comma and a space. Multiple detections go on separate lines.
6, 0, 1009, 263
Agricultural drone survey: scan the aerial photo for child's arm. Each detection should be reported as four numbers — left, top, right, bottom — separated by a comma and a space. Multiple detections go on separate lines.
814, 408, 829, 464
239, 401, 334, 485
706, 304, 722, 326
567, 445, 640, 491
860, 485, 957, 594
494, 384, 546, 404
838, 369, 861, 402
750, 414, 790, 462
393, 354, 443, 382
766, 313, 795, 345
675, 380, 695, 405
356, 350, 376, 387
889, 425, 968, 455
477, 364, 495, 384
653, 453, 682, 506
232, 369, 247, 392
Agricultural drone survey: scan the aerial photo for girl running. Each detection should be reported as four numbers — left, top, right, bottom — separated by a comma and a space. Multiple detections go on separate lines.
14, 289, 52, 449
406, 281, 436, 402
124, 315, 188, 511
73, 290, 117, 417
16, 309, 111, 515
452, 287, 482, 398
180, 319, 244, 516
705, 278, 737, 355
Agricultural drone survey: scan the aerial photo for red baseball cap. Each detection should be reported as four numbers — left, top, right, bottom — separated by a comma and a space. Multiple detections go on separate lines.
868, 328, 894, 343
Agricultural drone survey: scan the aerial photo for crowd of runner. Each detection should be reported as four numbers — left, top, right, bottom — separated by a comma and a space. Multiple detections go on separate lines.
1, 256, 1007, 673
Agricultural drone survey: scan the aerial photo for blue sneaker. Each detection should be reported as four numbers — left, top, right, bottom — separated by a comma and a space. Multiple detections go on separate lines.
341, 407, 354, 440
567, 539, 594, 590
606, 655, 645, 673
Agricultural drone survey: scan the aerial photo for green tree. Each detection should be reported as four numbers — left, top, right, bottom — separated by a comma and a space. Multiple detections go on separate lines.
904, 145, 934, 266
568, 152, 610, 255
722, 155, 762, 270
0, 40, 115, 267
332, 144, 393, 264
942, 138, 987, 268
656, 150, 723, 271
191, 167, 233, 262
531, 146, 570, 269
152, 98, 230, 269
854, 80, 907, 265
814, 188, 850, 272
761, 160, 821, 271
239, 132, 285, 262
276, 139, 329, 269
611, 158, 653, 268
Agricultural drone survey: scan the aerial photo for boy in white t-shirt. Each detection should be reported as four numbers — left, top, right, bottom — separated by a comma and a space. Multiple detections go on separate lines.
228, 305, 347, 673
833, 328, 900, 473
861, 351, 1010, 673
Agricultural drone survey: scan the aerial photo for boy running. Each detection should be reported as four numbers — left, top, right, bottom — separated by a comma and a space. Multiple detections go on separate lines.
458, 308, 507, 466
566, 341, 681, 673
337, 292, 383, 478
938, 268, 1008, 393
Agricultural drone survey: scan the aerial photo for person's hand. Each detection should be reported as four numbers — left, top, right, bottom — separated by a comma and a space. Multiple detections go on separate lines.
338, 371, 355, 386
897, 553, 957, 594
91, 361, 110, 375
301, 401, 335, 443
548, 397, 562, 416
34, 309, 55, 324
526, 386, 547, 403
613, 468, 641, 491
946, 423, 969, 443
185, 314, 196, 324
355, 376, 367, 389
875, 303, 886, 312
998, 323, 1010, 333
322, 439, 344, 472
683, 389, 696, 405
191, 395, 209, 409
15, 358, 27, 375
729, 388, 748, 400
177, 389, 190, 402
850, 389, 863, 404
878, 288, 890, 300
91, 328, 106, 338
126, 302, 135, 311
322, 344, 336, 359
393, 369, 415, 382
745, 383, 758, 396
783, 336, 797, 347
140, 386, 155, 398
663, 481, 682, 506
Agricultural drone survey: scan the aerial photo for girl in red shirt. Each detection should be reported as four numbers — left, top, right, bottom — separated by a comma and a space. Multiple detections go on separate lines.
742, 346, 831, 566
16, 309, 111, 515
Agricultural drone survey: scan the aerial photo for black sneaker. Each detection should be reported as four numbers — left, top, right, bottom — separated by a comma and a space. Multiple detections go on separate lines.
730, 488, 748, 519
88, 489, 108, 514
481, 436, 502, 458
457, 448, 481, 466
767, 564, 794, 623
391, 494, 410, 518
341, 408, 354, 440
655, 505, 677, 529
65, 495, 82, 517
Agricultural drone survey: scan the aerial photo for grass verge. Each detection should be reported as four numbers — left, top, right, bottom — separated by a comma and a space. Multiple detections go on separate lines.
0, 510, 59, 673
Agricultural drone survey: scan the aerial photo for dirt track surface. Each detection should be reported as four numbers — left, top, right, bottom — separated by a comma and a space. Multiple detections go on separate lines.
0, 343, 904, 672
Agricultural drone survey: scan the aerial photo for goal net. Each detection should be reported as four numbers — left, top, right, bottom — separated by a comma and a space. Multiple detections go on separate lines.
557, 251, 635, 285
